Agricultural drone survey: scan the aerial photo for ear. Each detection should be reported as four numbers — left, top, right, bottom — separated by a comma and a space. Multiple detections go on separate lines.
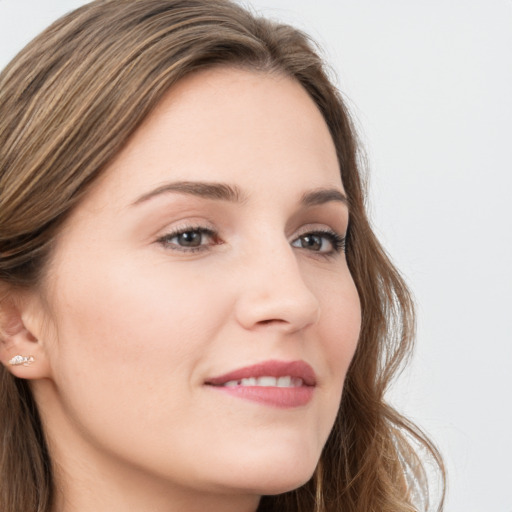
0, 290, 52, 380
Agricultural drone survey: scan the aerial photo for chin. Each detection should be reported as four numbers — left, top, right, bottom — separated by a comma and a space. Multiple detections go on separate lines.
202, 426, 326, 495
218, 453, 319, 496
254, 472, 315, 496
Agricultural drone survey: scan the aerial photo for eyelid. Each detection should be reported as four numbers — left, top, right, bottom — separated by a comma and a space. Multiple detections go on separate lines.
156, 223, 220, 253
290, 224, 347, 255
292, 223, 346, 241
155, 218, 216, 239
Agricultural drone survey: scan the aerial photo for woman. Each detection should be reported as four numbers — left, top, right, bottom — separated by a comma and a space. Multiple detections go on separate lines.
0, 1, 444, 511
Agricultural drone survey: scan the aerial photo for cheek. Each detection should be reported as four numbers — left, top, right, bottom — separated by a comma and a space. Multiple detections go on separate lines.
300, 266, 360, 441
54, 254, 217, 345
318, 269, 361, 406
318, 266, 361, 359
47, 254, 225, 411
42, 254, 234, 475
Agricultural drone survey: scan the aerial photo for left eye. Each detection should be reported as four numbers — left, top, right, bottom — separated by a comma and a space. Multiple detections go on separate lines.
291, 231, 346, 254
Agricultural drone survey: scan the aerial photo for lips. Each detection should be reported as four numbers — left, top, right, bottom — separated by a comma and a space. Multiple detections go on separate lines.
205, 360, 316, 408
205, 360, 316, 387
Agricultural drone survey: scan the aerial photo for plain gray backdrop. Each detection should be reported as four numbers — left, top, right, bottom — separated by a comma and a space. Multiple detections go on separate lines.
1, 1, 511, 511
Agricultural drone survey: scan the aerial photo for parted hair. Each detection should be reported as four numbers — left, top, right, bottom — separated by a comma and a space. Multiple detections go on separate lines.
0, 1, 445, 511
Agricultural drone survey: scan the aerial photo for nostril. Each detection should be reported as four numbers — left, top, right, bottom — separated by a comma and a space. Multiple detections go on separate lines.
257, 318, 288, 326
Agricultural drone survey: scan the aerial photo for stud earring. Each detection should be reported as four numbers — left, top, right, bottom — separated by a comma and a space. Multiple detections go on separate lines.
9, 355, 35, 366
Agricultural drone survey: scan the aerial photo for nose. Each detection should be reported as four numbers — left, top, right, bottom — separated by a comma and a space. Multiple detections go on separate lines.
234, 241, 321, 334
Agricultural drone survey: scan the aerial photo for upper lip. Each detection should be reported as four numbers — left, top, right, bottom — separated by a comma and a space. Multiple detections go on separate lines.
205, 360, 317, 387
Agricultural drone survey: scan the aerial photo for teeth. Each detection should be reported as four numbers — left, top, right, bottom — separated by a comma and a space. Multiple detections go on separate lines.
277, 376, 291, 387
221, 376, 303, 388
258, 376, 276, 386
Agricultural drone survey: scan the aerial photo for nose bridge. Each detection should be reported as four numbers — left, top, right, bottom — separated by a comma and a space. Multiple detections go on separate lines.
235, 231, 320, 332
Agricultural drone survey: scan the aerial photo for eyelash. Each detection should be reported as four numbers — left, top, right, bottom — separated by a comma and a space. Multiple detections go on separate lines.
156, 225, 347, 256
292, 229, 346, 255
156, 225, 218, 254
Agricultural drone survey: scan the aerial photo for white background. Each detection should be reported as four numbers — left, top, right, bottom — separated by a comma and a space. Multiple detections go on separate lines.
1, 1, 511, 511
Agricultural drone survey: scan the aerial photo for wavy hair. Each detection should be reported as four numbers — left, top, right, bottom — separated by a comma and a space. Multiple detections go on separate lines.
0, 1, 445, 511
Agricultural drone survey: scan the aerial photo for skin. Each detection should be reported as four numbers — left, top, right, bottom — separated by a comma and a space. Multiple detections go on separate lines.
5, 68, 361, 512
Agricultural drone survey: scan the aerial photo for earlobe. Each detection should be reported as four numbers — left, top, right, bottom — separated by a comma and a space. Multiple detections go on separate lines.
0, 295, 52, 380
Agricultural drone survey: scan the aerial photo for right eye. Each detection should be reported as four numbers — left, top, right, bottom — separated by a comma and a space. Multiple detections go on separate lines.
157, 226, 219, 253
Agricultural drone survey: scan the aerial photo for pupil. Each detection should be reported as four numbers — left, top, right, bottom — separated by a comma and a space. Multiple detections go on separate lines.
180, 232, 201, 247
302, 234, 321, 251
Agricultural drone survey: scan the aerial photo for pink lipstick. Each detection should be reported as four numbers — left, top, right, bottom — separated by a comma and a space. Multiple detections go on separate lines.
205, 360, 316, 408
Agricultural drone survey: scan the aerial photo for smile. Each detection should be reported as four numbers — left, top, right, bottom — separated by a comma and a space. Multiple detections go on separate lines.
222, 376, 304, 388
205, 360, 316, 408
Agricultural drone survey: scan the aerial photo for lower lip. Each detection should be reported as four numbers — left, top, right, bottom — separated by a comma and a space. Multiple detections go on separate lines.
208, 385, 314, 408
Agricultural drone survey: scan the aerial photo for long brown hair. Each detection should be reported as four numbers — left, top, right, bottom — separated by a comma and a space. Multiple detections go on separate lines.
0, 1, 445, 511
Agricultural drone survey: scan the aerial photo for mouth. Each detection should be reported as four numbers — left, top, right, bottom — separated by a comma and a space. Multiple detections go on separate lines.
204, 360, 316, 408
222, 376, 305, 388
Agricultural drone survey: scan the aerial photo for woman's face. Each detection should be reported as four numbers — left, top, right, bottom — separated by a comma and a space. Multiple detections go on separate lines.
30, 68, 361, 506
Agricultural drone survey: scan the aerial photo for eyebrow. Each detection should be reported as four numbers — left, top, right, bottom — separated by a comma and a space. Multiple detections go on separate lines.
132, 181, 245, 205
132, 181, 348, 208
300, 188, 348, 207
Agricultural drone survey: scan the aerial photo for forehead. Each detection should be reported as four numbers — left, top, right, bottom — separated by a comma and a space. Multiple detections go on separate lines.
80, 66, 343, 210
